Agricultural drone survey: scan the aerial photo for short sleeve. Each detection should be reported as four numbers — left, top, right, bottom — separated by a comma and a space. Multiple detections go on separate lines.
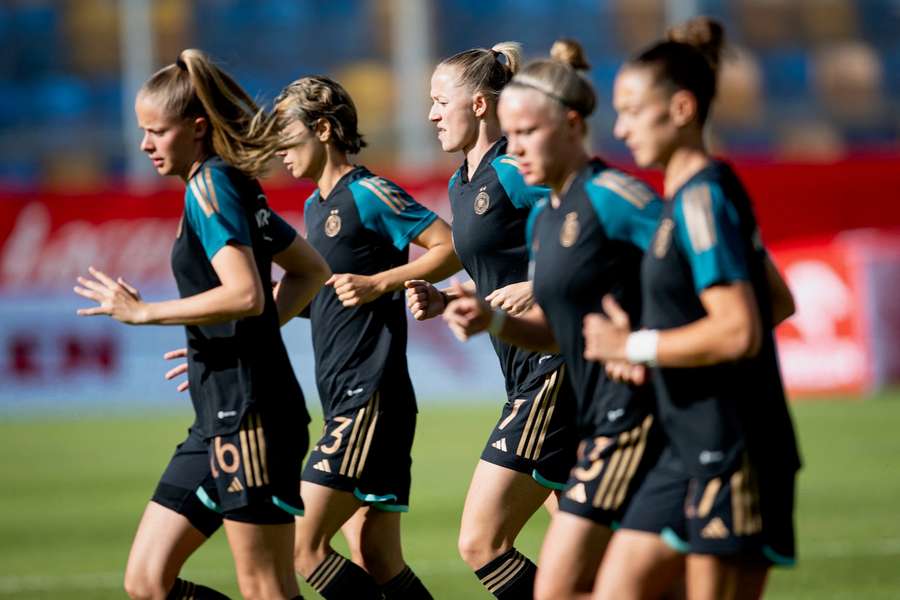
491, 155, 548, 210
184, 166, 251, 261
265, 209, 298, 254
525, 197, 548, 262
673, 182, 750, 293
350, 176, 438, 250
586, 170, 662, 251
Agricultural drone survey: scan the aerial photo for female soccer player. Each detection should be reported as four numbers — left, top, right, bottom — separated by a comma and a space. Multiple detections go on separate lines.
442, 40, 668, 599
272, 75, 459, 599
405, 42, 578, 599
581, 18, 800, 600
74, 49, 330, 600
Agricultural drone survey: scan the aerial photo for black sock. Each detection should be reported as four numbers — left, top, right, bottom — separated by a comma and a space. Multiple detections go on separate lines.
380, 565, 433, 599
474, 548, 537, 599
305, 552, 380, 599
167, 578, 231, 599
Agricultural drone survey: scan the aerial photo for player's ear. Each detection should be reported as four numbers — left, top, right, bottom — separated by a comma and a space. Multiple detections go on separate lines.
192, 116, 208, 141
314, 118, 332, 143
670, 90, 698, 127
472, 92, 489, 119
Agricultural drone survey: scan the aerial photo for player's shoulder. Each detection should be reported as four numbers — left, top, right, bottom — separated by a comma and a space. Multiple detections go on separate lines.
586, 164, 657, 210
348, 169, 414, 215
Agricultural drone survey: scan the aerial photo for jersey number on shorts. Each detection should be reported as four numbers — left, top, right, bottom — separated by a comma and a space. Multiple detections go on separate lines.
320, 416, 353, 455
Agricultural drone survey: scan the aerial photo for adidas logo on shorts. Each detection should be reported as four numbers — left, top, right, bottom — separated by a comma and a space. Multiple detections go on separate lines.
566, 482, 588, 504
491, 438, 508, 452
313, 459, 332, 473
700, 517, 730, 539
226, 477, 244, 493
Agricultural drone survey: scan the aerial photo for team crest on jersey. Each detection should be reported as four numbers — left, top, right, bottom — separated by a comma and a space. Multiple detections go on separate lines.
474, 186, 490, 215
324, 209, 341, 237
560, 212, 580, 248
653, 218, 675, 257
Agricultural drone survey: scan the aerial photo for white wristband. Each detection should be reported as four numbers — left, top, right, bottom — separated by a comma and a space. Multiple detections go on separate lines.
487, 308, 507, 336
625, 329, 659, 366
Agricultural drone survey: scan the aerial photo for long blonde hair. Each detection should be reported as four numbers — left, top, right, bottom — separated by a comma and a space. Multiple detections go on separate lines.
138, 49, 282, 178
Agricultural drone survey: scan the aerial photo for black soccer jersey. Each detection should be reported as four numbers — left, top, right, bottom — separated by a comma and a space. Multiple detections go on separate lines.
171, 156, 308, 439
448, 138, 565, 397
528, 159, 662, 434
640, 160, 801, 478
304, 166, 437, 418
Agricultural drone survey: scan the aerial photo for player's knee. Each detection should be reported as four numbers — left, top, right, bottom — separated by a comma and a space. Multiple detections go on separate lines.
457, 527, 504, 570
358, 543, 403, 583
293, 538, 330, 576
123, 569, 166, 600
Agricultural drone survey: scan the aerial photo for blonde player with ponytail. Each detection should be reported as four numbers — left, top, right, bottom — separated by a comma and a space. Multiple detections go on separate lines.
75, 49, 330, 600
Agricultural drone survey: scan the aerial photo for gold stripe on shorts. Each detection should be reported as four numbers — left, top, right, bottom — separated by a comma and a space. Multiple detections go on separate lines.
518, 368, 561, 459
338, 404, 367, 476
246, 413, 263, 487
731, 455, 762, 536
354, 392, 381, 477
239, 423, 256, 487
531, 365, 565, 460
253, 415, 270, 485
595, 414, 653, 509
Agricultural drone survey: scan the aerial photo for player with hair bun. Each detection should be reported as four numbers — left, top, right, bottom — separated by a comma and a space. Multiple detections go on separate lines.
583, 17, 799, 600
75, 49, 331, 600
408, 42, 579, 599
442, 39, 668, 599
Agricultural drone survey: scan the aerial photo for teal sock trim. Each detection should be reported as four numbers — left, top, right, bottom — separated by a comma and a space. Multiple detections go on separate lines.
661, 527, 690, 554
763, 545, 796, 567
531, 469, 567, 491
272, 495, 304, 517
353, 487, 398, 504
195, 487, 223, 514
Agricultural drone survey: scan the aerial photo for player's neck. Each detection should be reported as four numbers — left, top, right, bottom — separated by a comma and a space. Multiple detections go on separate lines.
317, 152, 355, 199
663, 144, 710, 198
463, 122, 502, 180
549, 150, 590, 208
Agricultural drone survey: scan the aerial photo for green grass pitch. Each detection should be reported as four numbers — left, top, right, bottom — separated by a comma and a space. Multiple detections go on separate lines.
2, 396, 900, 598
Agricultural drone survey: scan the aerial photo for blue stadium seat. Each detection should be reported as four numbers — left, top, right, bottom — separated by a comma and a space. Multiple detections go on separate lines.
758, 50, 811, 102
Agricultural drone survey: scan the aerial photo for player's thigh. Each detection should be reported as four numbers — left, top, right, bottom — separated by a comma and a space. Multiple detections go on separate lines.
535, 511, 612, 599
461, 460, 551, 538
594, 529, 684, 600
685, 555, 767, 600
295, 480, 364, 550
223, 519, 298, 598
125, 501, 210, 589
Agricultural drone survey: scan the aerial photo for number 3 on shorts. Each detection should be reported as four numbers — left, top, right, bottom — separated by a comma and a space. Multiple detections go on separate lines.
320, 416, 353, 455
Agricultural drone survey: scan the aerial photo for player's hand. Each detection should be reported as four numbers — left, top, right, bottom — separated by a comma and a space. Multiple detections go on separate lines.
404, 279, 445, 320
74, 266, 148, 324
442, 281, 492, 341
485, 281, 534, 316
582, 294, 630, 362
163, 347, 189, 393
326, 273, 385, 307
605, 360, 647, 386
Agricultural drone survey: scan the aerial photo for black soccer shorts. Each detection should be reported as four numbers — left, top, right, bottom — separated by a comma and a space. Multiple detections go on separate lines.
302, 391, 415, 512
557, 413, 662, 526
480, 365, 578, 490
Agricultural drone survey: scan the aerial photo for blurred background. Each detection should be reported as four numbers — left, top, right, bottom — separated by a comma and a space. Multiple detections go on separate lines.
3, 0, 900, 408
2, 2, 900, 599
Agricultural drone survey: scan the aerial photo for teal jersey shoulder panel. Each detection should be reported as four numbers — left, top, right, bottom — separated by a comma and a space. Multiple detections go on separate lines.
672, 180, 750, 293
491, 155, 548, 210
584, 169, 662, 251
184, 164, 252, 261
349, 175, 437, 250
